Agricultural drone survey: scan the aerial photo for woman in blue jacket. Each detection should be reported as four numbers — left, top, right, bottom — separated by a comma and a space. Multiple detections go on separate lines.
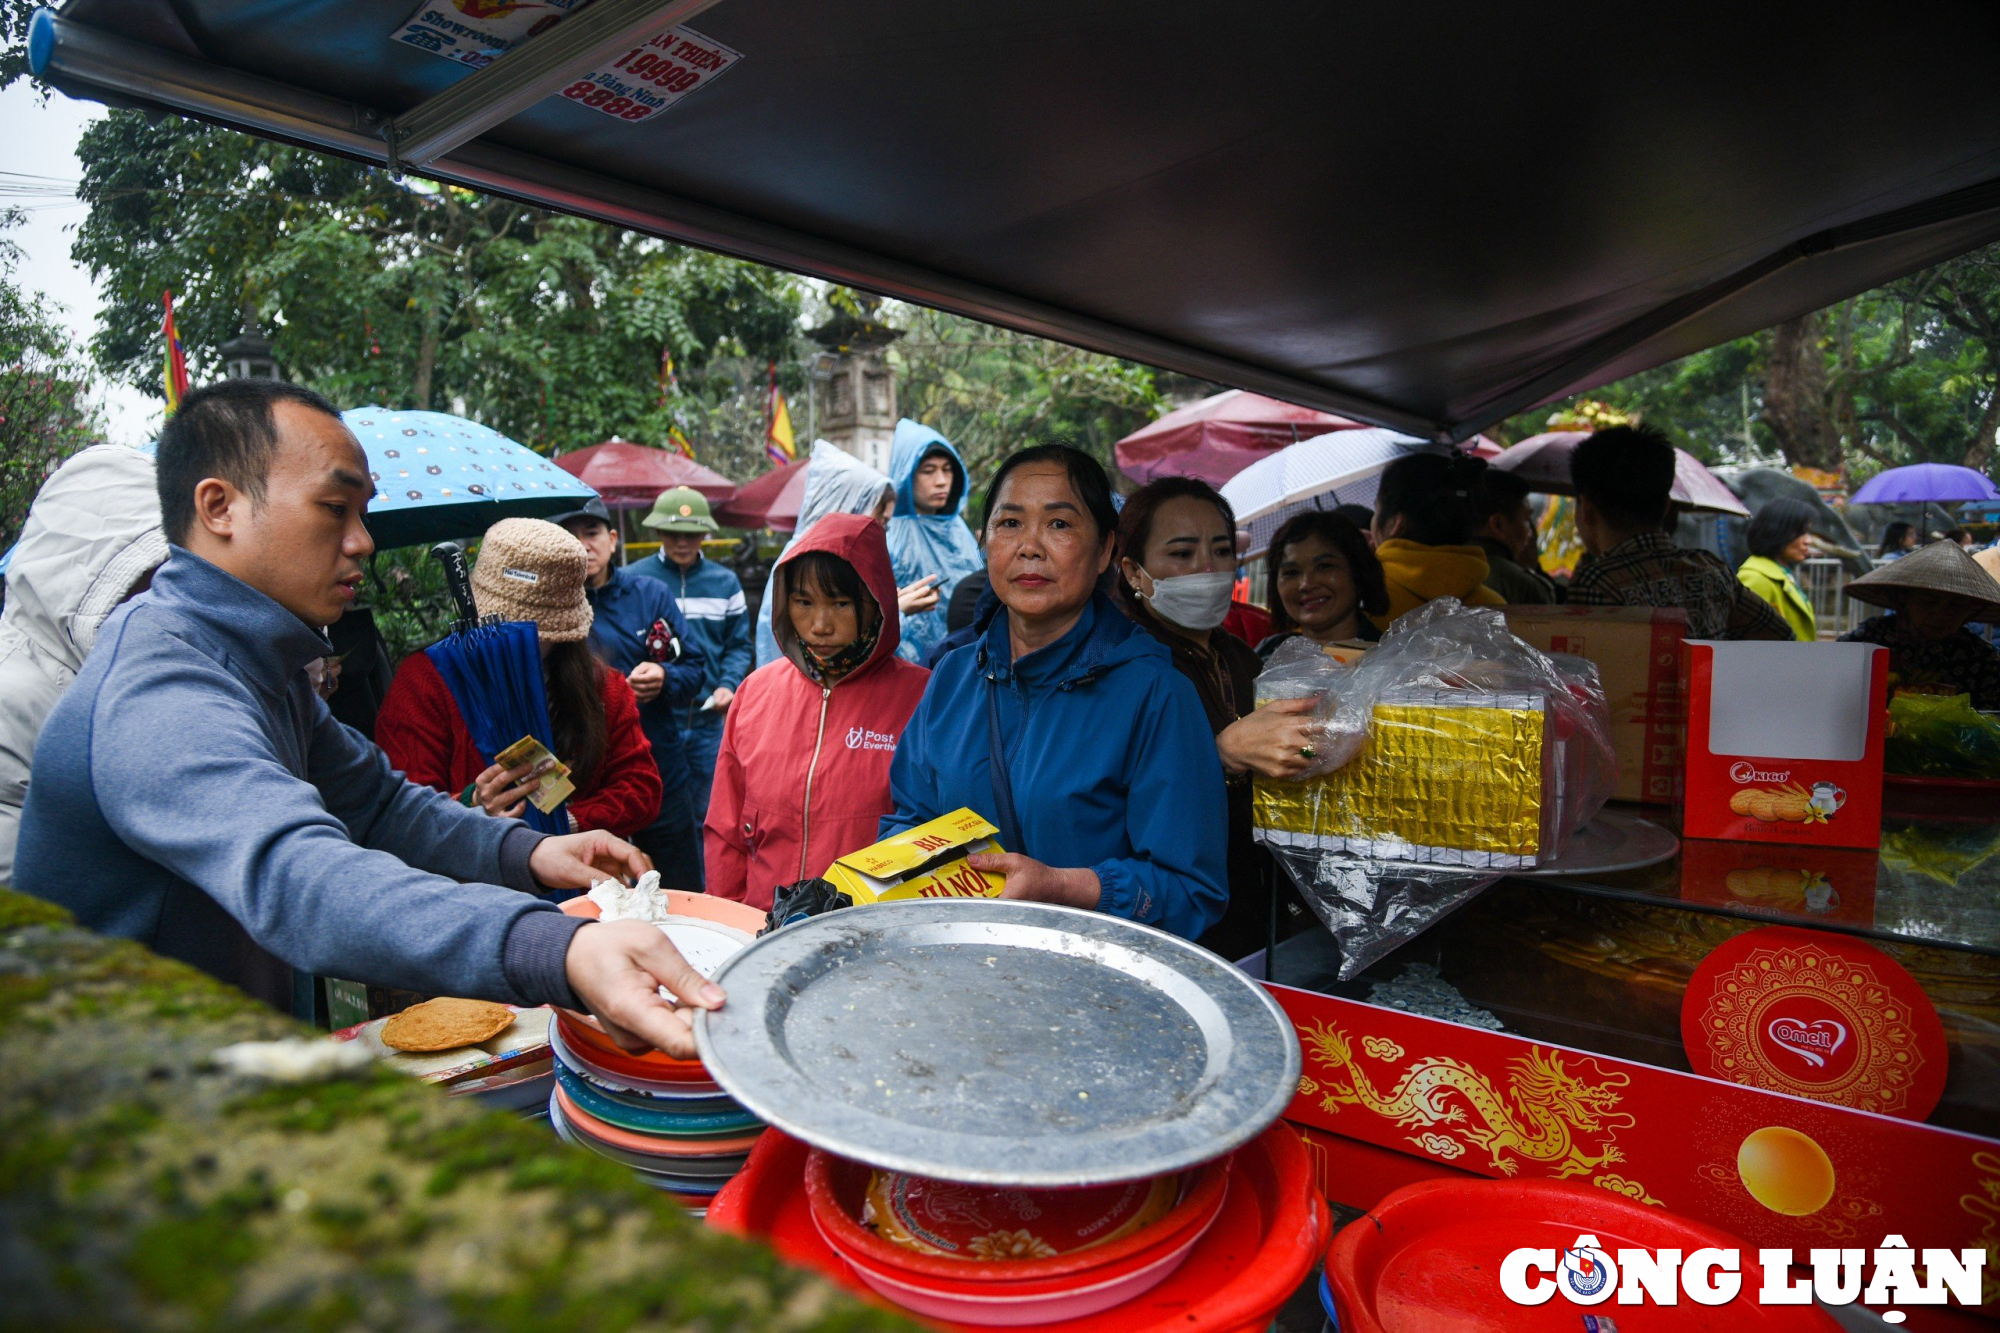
880, 445, 1229, 941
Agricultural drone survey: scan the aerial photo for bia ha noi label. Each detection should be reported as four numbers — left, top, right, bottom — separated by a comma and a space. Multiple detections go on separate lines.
823, 810, 1008, 904
392, 0, 741, 124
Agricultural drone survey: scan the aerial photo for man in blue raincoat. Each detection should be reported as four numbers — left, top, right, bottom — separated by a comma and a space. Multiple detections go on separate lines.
885, 419, 985, 663
626, 486, 752, 835
555, 497, 708, 888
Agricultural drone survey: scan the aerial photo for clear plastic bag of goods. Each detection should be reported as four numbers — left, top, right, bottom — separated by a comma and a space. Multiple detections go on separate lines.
1884, 691, 2000, 779
1251, 598, 1617, 979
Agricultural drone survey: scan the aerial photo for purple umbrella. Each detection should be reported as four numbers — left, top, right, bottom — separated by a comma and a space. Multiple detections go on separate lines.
1850, 463, 2000, 505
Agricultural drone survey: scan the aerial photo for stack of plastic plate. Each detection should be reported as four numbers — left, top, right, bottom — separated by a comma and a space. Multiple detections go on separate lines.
550, 892, 768, 1213
696, 900, 1311, 1324
804, 1151, 1233, 1324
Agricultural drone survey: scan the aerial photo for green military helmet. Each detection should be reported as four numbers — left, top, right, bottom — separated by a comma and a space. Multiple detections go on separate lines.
642, 486, 719, 533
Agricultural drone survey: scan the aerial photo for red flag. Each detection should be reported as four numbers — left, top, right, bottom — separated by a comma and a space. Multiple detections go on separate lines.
162, 290, 190, 414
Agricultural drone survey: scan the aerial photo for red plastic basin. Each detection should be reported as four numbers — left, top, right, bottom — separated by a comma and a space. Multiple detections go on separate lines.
1325, 1177, 1840, 1332
710, 1123, 1326, 1333
804, 1150, 1228, 1284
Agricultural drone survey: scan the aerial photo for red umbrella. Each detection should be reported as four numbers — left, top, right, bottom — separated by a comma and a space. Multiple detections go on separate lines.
712, 457, 807, 531
553, 440, 736, 508
1114, 390, 1364, 488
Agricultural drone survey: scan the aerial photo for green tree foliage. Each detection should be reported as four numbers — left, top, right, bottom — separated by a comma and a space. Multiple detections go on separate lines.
885, 303, 1166, 490
1505, 243, 2000, 483
0, 0, 38, 94
0, 209, 100, 553
72, 111, 804, 474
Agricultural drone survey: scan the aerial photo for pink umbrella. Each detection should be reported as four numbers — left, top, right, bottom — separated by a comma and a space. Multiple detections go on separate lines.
1115, 390, 1364, 487
1490, 431, 1750, 517
712, 457, 807, 531
554, 439, 736, 508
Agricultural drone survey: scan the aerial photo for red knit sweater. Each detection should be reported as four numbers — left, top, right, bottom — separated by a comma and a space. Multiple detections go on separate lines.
375, 651, 663, 839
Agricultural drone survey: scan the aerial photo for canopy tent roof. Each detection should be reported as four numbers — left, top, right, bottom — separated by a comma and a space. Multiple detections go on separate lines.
712, 456, 805, 531
1114, 390, 1360, 488
552, 439, 736, 508
30, 2, 2000, 440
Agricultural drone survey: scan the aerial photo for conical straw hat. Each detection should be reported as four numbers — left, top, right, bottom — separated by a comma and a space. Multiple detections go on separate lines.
1845, 539, 2000, 619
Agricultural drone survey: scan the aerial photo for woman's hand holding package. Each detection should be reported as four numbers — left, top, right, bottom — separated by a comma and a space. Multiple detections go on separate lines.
1216, 696, 1321, 779
473, 759, 546, 817
966, 851, 1102, 911
565, 918, 724, 1060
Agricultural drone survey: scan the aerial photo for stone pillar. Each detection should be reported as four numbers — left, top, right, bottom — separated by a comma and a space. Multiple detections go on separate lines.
808, 302, 903, 477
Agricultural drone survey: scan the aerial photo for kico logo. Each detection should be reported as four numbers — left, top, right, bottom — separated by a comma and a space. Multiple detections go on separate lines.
1730, 761, 1791, 785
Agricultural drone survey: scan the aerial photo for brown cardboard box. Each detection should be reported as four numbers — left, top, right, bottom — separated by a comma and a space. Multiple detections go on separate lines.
1503, 605, 1687, 804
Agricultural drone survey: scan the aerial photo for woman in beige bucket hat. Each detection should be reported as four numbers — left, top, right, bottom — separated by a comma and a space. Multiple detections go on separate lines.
376, 518, 666, 837
1839, 538, 2000, 709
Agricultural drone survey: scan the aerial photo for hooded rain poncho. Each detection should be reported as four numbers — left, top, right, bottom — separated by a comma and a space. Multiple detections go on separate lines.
708, 513, 930, 908
0, 445, 168, 880
885, 419, 985, 663
753, 440, 895, 666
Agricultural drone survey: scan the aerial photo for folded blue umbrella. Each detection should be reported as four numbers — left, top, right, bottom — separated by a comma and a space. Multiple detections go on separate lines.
425, 618, 571, 837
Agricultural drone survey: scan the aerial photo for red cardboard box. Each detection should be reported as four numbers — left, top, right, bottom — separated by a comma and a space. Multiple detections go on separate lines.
1681, 641, 1887, 850
1504, 605, 1687, 805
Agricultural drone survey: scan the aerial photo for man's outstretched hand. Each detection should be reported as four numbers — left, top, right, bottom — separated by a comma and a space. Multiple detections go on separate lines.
565, 919, 724, 1060
529, 829, 652, 889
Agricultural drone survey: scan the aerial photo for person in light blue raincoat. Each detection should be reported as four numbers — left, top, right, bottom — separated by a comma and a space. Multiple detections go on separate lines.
753, 440, 896, 667
885, 419, 985, 663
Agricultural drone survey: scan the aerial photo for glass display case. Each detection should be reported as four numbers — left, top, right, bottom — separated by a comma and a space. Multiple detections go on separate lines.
1264, 805, 2000, 1322
1270, 808, 1999, 1135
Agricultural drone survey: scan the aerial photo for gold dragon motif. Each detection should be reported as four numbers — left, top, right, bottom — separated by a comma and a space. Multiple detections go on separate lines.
1303, 1018, 1638, 1181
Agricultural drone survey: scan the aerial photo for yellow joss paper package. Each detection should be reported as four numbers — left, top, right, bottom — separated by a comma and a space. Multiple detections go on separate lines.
1254, 687, 1555, 868
823, 808, 1009, 904
1251, 599, 1617, 979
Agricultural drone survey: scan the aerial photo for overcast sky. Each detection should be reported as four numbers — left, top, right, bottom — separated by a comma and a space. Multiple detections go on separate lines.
3, 80, 158, 446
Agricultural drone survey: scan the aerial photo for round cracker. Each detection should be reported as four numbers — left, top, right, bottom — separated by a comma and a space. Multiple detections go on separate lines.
1768, 791, 1811, 822
380, 997, 518, 1052
1729, 790, 1758, 816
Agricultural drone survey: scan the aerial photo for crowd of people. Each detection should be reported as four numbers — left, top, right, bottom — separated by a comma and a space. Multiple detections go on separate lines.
6, 381, 2000, 1058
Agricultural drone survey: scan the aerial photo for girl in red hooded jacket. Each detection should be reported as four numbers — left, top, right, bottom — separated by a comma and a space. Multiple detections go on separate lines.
706, 512, 930, 909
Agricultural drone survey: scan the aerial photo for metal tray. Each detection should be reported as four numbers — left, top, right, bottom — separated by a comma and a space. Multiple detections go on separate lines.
1517, 806, 1681, 877
693, 900, 1302, 1186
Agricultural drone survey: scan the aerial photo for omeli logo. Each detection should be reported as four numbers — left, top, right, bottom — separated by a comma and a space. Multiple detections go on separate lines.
1730, 761, 1791, 785
1768, 1017, 1847, 1069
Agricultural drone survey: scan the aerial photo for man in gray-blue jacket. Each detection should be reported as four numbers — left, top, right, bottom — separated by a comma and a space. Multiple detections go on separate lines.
13, 380, 720, 1057
626, 487, 751, 834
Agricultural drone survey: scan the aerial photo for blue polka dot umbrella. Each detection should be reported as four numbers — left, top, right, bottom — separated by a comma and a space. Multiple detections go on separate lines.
342, 408, 600, 550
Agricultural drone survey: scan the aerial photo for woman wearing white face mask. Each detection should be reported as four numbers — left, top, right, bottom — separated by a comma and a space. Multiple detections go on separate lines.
1115, 478, 1322, 960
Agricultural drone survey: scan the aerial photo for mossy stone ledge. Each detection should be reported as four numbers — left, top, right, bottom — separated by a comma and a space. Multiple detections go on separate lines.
0, 887, 913, 1332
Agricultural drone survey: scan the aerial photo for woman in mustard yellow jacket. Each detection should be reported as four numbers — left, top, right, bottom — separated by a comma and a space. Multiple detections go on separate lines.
1737, 498, 1818, 641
